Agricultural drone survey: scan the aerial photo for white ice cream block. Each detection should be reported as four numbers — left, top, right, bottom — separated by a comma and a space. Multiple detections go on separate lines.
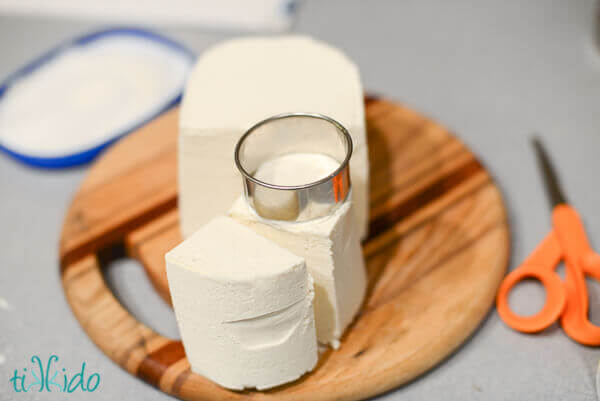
166, 216, 318, 390
230, 196, 367, 348
179, 35, 370, 240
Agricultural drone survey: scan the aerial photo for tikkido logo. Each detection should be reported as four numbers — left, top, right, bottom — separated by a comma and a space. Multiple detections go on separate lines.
8, 355, 100, 393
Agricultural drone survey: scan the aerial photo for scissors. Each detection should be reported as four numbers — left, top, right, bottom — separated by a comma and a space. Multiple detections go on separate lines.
496, 137, 600, 346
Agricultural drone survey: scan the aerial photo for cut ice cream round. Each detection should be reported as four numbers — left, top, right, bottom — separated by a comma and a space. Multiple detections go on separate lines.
166, 216, 318, 390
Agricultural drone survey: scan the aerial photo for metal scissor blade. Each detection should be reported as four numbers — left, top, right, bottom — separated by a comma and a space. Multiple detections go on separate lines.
532, 136, 568, 207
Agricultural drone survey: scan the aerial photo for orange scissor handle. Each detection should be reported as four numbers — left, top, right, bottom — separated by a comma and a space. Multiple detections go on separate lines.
496, 231, 565, 333
553, 204, 600, 346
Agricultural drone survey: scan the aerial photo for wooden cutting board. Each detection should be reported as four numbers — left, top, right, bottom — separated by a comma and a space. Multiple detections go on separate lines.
59, 97, 510, 401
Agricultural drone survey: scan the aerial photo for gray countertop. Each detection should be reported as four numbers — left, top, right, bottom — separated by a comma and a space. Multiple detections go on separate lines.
2, 1, 600, 400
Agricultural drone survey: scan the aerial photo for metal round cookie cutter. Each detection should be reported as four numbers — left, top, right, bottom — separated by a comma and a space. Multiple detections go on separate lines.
234, 112, 353, 222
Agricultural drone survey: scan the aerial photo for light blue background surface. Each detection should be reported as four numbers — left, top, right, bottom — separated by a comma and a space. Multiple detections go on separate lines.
1, 1, 600, 400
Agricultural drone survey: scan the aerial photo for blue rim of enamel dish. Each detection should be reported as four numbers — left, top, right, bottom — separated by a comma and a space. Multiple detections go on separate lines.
0, 27, 195, 169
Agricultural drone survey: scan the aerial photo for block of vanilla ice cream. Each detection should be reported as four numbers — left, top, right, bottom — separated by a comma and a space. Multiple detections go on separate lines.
230, 196, 366, 348
166, 216, 318, 390
179, 35, 369, 240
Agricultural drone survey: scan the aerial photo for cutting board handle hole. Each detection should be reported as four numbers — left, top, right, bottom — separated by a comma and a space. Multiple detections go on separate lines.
99, 245, 180, 340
